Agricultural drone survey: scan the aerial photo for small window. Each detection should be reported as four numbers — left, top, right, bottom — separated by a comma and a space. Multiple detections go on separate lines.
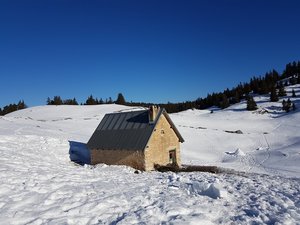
161, 129, 165, 135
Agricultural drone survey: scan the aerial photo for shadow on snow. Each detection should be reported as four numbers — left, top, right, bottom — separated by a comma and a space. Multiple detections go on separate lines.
69, 141, 91, 165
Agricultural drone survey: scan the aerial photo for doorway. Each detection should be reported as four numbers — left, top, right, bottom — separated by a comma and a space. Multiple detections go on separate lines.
169, 150, 176, 165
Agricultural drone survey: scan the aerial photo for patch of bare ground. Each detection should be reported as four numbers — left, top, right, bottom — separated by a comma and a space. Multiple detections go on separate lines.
154, 164, 220, 173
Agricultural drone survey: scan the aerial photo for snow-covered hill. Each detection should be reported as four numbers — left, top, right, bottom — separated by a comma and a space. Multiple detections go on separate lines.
173, 84, 300, 178
0, 84, 299, 224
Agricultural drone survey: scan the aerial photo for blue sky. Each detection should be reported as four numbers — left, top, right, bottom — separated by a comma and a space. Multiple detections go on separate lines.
1, 0, 300, 107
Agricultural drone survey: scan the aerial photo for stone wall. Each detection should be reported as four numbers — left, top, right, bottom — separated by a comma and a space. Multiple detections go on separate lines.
90, 149, 145, 170
144, 114, 181, 171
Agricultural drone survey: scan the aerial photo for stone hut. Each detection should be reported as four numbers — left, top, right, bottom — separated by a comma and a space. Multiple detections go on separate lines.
87, 106, 184, 171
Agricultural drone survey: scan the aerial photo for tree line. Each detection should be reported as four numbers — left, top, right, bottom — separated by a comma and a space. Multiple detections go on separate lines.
1, 61, 299, 115
0, 94, 124, 116
127, 62, 300, 113
0, 100, 27, 116
46, 93, 125, 106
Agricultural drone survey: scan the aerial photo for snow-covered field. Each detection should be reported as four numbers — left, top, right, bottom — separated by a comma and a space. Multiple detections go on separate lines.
0, 85, 299, 224
174, 84, 300, 178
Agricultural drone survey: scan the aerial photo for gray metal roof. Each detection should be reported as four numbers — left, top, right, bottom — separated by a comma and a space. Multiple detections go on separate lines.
87, 108, 184, 151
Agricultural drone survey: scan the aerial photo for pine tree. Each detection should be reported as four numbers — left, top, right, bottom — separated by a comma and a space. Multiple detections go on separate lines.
292, 89, 296, 97
47, 96, 60, 105
286, 98, 292, 112
72, 98, 78, 105
115, 93, 126, 105
278, 86, 287, 97
98, 98, 104, 104
220, 94, 230, 109
289, 76, 297, 85
234, 91, 241, 103
270, 86, 278, 102
53, 96, 63, 105
282, 63, 291, 78
276, 81, 283, 89
108, 97, 113, 104
17, 100, 26, 110
297, 75, 300, 84
246, 96, 257, 111
243, 83, 251, 95
282, 98, 292, 112
85, 95, 97, 105
282, 100, 286, 111
63, 98, 78, 105
47, 97, 51, 105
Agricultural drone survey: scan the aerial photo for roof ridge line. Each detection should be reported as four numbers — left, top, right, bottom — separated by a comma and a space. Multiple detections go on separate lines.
106, 109, 147, 115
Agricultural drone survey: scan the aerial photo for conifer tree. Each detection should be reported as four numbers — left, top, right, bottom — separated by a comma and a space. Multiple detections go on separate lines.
72, 98, 78, 105
47, 96, 62, 105
243, 83, 251, 95
287, 98, 292, 112
282, 100, 286, 111
270, 86, 278, 102
278, 86, 287, 97
115, 93, 126, 105
289, 77, 297, 85
47, 97, 51, 105
282, 98, 292, 112
292, 89, 296, 97
220, 94, 230, 109
98, 98, 104, 104
63, 98, 78, 105
233, 91, 241, 104
53, 96, 63, 105
246, 96, 257, 111
108, 97, 113, 104
17, 100, 26, 110
85, 95, 97, 105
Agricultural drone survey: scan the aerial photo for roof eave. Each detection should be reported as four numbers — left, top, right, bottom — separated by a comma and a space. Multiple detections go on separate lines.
162, 109, 185, 143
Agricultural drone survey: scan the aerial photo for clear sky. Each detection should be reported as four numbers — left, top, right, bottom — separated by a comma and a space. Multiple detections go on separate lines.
1, 0, 300, 107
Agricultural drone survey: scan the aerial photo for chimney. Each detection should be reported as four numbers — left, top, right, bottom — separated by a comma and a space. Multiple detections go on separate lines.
149, 105, 159, 123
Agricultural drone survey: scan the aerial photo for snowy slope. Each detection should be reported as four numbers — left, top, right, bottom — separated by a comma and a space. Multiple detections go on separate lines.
0, 85, 300, 224
172, 84, 300, 177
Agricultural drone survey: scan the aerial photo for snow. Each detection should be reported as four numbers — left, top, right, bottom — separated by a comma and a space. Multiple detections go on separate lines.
225, 148, 246, 157
172, 85, 300, 177
0, 85, 300, 224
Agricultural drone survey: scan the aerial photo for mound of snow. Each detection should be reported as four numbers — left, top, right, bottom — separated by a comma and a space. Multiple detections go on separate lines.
166, 173, 227, 199
225, 148, 246, 157
188, 181, 227, 199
